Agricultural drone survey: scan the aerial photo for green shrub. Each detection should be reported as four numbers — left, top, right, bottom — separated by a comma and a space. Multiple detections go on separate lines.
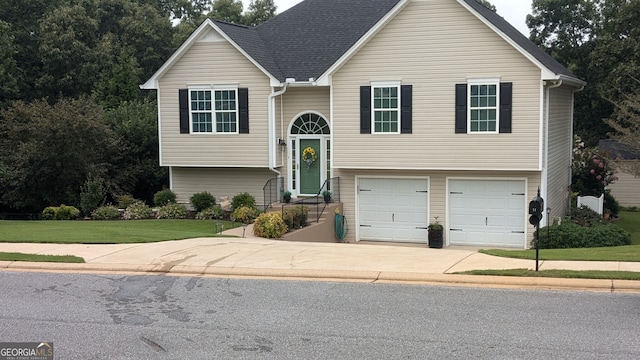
91, 205, 121, 220
231, 205, 261, 223
253, 212, 288, 238
231, 192, 256, 210
79, 177, 105, 216
190, 191, 216, 212
195, 205, 225, 220
282, 205, 309, 230
157, 203, 188, 219
117, 194, 136, 209
153, 189, 176, 207
41, 205, 80, 220
122, 201, 152, 220
570, 206, 604, 227
42, 206, 57, 220
532, 222, 631, 249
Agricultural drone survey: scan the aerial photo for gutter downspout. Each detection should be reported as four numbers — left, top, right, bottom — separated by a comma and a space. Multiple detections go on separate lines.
542, 80, 564, 227
268, 83, 288, 179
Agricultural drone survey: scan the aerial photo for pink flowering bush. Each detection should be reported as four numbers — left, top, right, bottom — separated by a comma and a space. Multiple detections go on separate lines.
571, 137, 618, 197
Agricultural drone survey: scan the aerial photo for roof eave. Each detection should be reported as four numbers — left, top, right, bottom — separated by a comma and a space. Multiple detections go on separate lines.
140, 19, 280, 90
455, 0, 584, 87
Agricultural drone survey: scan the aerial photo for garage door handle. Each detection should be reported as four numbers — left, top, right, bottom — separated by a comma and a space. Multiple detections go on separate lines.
360, 188, 371, 192
450, 228, 463, 231
415, 190, 428, 193
416, 227, 428, 230
360, 225, 372, 228
512, 231, 525, 234
450, 191, 463, 195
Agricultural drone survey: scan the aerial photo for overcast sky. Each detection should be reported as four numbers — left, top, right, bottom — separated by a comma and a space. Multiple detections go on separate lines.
242, 0, 532, 36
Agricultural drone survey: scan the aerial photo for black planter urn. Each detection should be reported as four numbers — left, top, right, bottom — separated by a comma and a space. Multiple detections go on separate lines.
428, 230, 443, 248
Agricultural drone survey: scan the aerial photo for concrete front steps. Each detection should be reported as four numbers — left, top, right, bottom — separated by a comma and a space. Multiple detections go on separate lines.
265, 202, 344, 243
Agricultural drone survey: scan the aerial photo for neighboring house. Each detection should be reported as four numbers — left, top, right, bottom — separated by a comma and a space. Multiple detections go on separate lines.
599, 139, 640, 207
141, 0, 585, 248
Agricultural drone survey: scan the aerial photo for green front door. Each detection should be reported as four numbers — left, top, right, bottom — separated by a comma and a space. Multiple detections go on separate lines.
299, 139, 321, 195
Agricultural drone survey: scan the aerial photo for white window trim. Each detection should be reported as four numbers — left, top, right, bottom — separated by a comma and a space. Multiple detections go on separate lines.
188, 85, 239, 134
467, 78, 500, 134
371, 81, 401, 134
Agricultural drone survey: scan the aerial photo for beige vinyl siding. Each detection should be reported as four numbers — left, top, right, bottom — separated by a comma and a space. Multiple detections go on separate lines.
158, 38, 272, 167
335, 169, 541, 245
332, 0, 542, 170
546, 86, 574, 220
608, 167, 640, 206
171, 167, 275, 206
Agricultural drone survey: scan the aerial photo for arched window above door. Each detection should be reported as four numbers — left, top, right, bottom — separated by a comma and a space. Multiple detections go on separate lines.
290, 113, 330, 135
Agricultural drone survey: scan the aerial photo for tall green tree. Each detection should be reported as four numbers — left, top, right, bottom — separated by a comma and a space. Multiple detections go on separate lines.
244, 0, 277, 26
527, 0, 611, 146
208, 0, 244, 23
104, 100, 169, 204
0, 97, 118, 212
0, 20, 19, 108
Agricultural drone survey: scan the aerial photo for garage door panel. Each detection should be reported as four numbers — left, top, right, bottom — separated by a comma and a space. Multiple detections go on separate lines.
449, 180, 526, 248
359, 178, 428, 243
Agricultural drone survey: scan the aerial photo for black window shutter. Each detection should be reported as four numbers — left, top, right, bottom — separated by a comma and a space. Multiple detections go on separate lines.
238, 88, 249, 133
179, 89, 189, 134
499, 82, 512, 133
360, 86, 371, 134
455, 84, 467, 133
400, 85, 412, 134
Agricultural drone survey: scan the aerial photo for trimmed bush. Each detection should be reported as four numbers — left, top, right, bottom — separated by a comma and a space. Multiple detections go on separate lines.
282, 205, 309, 230
570, 206, 604, 227
196, 206, 225, 220
153, 189, 176, 207
231, 192, 256, 210
190, 191, 216, 212
231, 205, 261, 224
253, 212, 288, 238
42, 207, 57, 220
122, 201, 152, 220
532, 222, 631, 249
91, 205, 121, 220
157, 203, 188, 219
117, 194, 136, 209
42, 205, 80, 220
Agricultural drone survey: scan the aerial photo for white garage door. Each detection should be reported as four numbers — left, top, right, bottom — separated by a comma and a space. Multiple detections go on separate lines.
358, 178, 429, 243
449, 179, 526, 248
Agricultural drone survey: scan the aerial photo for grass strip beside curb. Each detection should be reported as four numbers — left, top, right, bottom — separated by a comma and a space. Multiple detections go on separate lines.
458, 268, 640, 280
0, 252, 85, 263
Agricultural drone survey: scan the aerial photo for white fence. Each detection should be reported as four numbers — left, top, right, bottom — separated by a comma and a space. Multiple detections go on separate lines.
577, 194, 604, 215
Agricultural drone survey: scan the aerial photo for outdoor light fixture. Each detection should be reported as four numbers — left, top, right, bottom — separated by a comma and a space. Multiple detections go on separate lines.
278, 138, 287, 151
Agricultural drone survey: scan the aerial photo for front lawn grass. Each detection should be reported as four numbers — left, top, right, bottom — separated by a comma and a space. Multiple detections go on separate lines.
480, 245, 640, 262
0, 220, 237, 244
458, 268, 640, 280
0, 252, 85, 263
616, 210, 640, 245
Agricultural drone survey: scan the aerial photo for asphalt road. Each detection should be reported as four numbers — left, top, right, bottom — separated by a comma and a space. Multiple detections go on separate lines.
0, 272, 638, 359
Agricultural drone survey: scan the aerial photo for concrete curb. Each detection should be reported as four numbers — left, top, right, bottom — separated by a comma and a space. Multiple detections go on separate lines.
3, 261, 640, 293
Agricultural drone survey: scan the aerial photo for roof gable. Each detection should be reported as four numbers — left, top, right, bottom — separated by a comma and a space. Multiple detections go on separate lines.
142, 0, 583, 88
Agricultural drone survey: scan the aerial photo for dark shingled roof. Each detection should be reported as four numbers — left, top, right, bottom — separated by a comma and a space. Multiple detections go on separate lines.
214, 0, 579, 83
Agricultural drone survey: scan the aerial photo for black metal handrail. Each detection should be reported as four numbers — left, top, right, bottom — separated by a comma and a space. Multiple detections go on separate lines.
262, 177, 284, 211
281, 177, 340, 223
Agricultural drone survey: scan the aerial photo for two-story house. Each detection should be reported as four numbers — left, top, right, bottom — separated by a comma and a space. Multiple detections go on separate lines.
141, 0, 585, 248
